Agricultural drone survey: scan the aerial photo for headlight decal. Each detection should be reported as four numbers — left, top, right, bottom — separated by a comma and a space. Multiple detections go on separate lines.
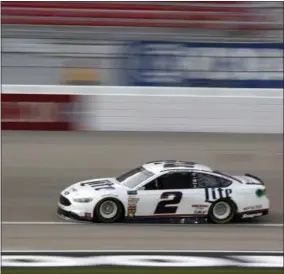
73, 198, 93, 203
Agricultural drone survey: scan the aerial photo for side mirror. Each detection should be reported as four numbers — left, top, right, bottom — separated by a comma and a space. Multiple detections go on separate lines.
138, 186, 145, 191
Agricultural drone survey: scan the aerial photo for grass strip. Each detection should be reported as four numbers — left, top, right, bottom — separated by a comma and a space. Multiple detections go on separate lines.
2, 268, 283, 274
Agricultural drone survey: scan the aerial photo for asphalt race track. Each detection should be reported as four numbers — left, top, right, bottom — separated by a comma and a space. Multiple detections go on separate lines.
2, 131, 283, 251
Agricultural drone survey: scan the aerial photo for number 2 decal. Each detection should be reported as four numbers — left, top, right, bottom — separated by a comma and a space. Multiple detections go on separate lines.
154, 191, 183, 214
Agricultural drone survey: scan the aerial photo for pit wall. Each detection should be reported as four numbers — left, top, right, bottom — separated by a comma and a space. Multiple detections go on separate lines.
1, 85, 283, 134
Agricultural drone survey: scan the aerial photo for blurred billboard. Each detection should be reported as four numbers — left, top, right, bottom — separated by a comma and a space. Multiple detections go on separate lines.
1, 1, 283, 88
122, 41, 283, 88
2, 39, 121, 85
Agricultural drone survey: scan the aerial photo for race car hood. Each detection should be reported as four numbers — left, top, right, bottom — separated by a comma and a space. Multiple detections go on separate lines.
233, 173, 264, 185
61, 177, 127, 198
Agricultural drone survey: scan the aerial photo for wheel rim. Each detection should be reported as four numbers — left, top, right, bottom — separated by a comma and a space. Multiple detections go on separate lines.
99, 200, 118, 219
213, 201, 231, 220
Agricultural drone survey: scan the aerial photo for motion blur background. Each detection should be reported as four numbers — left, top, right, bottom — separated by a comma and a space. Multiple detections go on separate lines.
1, 0, 283, 252
1, 0, 283, 87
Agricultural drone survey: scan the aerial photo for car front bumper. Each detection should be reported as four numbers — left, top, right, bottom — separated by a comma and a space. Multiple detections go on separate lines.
57, 194, 94, 222
57, 206, 93, 222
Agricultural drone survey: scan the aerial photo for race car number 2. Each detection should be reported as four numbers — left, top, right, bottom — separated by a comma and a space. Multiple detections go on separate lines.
154, 191, 183, 214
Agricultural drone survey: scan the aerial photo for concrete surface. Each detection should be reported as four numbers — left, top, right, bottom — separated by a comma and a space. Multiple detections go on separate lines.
1, 131, 283, 251
2, 224, 283, 251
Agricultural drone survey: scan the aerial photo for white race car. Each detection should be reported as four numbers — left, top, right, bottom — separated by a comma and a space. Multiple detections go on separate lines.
57, 160, 269, 224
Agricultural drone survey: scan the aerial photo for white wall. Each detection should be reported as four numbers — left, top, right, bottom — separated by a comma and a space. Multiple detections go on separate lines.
83, 94, 282, 133
2, 85, 283, 134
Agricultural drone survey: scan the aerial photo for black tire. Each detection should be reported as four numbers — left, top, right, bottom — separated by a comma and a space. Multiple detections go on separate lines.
93, 198, 124, 223
208, 199, 237, 224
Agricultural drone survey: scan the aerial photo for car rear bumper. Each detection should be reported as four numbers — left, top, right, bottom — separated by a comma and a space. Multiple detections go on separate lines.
237, 208, 269, 220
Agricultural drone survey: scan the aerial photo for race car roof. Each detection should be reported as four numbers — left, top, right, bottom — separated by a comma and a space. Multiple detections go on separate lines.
143, 160, 212, 174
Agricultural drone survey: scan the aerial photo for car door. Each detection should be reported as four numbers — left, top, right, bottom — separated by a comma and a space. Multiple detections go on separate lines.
135, 170, 202, 217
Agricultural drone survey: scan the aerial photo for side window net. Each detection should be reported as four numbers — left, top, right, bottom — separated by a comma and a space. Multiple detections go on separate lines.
195, 173, 231, 188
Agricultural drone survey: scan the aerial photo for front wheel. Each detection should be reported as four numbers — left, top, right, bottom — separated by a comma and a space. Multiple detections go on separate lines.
94, 198, 123, 223
208, 199, 236, 224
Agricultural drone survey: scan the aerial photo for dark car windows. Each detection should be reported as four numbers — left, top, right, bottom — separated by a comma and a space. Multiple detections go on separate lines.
144, 172, 192, 190
195, 173, 232, 188
116, 166, 154, 188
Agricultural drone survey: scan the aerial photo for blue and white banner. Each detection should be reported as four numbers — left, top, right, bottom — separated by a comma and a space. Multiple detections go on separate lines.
122, 41, 283, 88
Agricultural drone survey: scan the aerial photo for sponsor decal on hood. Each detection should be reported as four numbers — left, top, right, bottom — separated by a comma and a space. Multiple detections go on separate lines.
80, 180, 116, 191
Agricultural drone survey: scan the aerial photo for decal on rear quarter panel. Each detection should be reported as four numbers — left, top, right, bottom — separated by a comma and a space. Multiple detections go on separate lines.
205, 188, 232, 203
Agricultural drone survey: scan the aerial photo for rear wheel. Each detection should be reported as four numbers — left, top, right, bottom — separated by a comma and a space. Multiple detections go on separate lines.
208, 199, 236, 224
94, 198, 123, 223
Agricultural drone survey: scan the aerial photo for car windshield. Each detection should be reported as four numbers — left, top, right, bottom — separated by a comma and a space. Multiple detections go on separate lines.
116, 166, 155, 188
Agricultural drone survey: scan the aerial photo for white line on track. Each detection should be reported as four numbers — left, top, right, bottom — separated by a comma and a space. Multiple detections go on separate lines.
2, 221, 283, 227
2, 221, 83, 225
236, 223, 284, 227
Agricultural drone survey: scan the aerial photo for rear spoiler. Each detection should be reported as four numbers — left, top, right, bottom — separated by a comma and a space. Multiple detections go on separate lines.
244, 173, 264, 185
